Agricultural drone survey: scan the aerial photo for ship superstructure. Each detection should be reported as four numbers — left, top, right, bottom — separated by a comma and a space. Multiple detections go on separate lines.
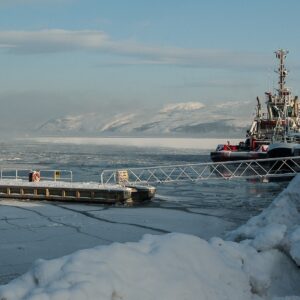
211, 49, 300, 162
251, 50, 300, 143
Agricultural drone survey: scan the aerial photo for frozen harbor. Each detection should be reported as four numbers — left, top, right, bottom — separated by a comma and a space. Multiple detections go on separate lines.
0, 138, 291, 292
1, 172, 300, 299
0, 198, 234, 285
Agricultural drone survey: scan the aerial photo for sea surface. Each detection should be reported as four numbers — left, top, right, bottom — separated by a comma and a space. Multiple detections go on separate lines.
0, 137, 288, 226
0, 137, 291, 284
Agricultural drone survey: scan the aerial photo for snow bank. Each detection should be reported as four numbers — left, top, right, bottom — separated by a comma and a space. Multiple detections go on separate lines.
1, 176, 300, 300
1, 233, 300, 300
227, 174, 300, 266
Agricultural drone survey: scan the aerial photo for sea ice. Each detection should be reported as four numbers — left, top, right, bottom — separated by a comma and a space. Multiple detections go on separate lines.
1, 175, 300, 299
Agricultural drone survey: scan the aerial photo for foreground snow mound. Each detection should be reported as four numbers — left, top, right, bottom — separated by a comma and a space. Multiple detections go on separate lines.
1, 176, 300, 300
227, 174, 300, 265
1, 232, 300, 300
0, 234, 250, 300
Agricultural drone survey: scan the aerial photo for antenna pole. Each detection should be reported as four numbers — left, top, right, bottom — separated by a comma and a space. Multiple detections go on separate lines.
275, 49, 289, 102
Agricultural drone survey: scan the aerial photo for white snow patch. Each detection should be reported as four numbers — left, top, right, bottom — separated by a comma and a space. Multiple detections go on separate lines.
0, 234, 261, 300
227, 174, 300, 266
1, 232, 300, 300
159, 101, 205, 113
251, 223, 287, 251
1, 175, 300, 299
286, 227, 300, 265
0, 179, 130, 191
100, 113, 135, 131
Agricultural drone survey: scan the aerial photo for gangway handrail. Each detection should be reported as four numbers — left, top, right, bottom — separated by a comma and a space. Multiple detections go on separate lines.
104, 155, 300, 171
100, 156, 300, 185
0, 168, 73, 182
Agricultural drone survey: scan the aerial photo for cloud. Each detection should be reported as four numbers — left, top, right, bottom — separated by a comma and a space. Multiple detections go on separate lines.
170, 80, 258, 89
0, 29, 109, 53
107, 42, 271, 70
0, 0, 72, 5
0, 29, 272, 69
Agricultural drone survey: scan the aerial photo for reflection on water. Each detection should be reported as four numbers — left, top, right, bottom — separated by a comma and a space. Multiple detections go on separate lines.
0, 139, 289, 225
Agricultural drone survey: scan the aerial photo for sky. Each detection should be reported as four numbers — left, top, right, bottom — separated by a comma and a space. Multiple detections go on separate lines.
1, 0, 300, 134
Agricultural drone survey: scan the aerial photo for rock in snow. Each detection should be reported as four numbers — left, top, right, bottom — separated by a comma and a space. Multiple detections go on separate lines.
1, 176, 300, 300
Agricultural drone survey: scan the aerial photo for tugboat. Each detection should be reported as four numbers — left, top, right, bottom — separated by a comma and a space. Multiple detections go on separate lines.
211, 49, 300, 162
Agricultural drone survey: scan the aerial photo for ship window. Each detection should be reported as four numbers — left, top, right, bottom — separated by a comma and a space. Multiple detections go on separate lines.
294, 149, 300, 156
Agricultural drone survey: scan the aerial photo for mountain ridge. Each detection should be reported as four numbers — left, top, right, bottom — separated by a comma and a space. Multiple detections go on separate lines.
37, 101, 254, 137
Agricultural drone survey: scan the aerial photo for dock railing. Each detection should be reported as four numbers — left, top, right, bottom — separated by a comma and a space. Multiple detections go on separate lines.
100, 156, 300, 185
0, 169, 73, 182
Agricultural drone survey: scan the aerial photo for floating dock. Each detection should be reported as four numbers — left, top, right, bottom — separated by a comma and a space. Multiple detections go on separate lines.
0, 169, 156, 204
0, 180, 156, 204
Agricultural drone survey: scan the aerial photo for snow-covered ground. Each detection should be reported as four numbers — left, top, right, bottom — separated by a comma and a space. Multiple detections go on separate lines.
0, 175, 300, 299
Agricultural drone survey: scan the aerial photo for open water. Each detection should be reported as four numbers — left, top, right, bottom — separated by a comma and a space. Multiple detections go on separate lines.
0, 138, 288, 226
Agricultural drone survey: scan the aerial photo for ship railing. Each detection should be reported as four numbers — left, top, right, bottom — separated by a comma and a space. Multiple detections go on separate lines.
100, 156, 300, 185
0, 169, 73, 182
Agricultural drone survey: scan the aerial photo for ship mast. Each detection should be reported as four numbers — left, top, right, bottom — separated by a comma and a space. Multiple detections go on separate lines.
274, 49, 290, 141
275, 49, 290, 107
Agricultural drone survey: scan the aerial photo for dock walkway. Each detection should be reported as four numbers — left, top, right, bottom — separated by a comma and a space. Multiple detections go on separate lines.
101, 156, 300, 184
0, 169, 156, 203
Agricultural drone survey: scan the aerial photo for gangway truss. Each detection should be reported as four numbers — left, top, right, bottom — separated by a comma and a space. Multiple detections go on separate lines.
100, 156, 300, 185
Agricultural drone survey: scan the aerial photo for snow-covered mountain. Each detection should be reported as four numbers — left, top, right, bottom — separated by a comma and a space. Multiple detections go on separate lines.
37, 101, 255, 137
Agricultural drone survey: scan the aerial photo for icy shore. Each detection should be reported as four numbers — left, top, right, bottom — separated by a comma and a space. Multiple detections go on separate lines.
1, 176, 300, 300
227, 174, 300, 267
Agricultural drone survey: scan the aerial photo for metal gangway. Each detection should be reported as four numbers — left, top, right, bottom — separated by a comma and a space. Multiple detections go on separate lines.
100, 156, 300, 185
0, 168, 73, 182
